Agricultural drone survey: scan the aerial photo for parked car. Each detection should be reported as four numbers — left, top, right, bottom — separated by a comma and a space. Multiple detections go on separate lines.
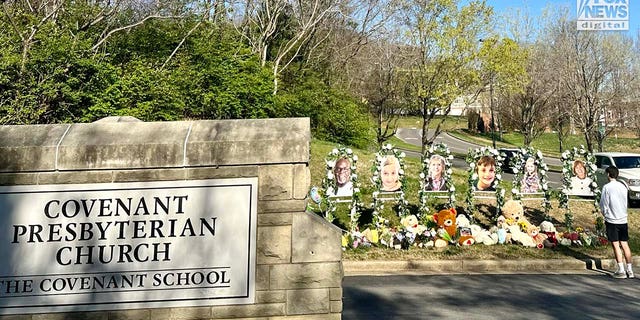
498, 148, 519, 174
594, 152, 640, 203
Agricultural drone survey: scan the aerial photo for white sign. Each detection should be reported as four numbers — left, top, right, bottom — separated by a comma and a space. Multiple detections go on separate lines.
0, 178, 257, 314
577, 0, 629, 31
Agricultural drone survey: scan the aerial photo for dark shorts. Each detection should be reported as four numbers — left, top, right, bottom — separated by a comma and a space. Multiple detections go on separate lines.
606, 222, 629, 242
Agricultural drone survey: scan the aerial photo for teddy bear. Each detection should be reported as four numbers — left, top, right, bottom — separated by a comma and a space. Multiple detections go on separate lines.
433, 208, 457, 247
507, 223, 536, 247
539, 221, 558, 248
470, 224, 498, 245
501, 199, 531, 227
527, 225, 547, 249
401, 215, 427, 234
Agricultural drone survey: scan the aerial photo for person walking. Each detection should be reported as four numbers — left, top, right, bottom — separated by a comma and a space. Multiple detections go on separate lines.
600, 166, 634, 279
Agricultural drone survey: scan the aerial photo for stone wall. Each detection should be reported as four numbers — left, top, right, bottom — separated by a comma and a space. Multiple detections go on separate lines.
0, 117, 343, 320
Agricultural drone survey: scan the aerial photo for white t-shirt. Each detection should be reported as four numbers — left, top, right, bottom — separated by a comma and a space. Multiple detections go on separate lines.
600, 179, 628, 224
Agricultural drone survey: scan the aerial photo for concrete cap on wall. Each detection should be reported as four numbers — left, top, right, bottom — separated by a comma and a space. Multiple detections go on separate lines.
0, 118, 310, 172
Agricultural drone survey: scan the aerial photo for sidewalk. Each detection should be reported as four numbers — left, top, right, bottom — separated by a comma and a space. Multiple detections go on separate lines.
343, 257, 640, 276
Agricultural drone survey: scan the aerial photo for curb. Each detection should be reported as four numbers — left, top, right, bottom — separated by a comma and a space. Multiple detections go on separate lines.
343, 257, 640, 276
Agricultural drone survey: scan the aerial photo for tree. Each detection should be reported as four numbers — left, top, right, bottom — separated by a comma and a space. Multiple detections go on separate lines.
547, 15, 634, 152
235, 0, 339, 94
476, 37, 528, 147
498, 43, 555, 146
395, 0, 492, 154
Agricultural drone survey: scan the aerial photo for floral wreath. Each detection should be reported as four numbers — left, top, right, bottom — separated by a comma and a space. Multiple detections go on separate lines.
419, 143, 455, 214
510, 147, 552, 216
559, 145, 600, 226
465, 146, 505, 213
321, 146, 361, 230
371, 144, 409, 228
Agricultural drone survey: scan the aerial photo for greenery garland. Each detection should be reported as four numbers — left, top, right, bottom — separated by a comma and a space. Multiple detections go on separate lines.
559, 145, 601, 229
371, 144, 409, 228
465, 146, 505, 214
510, 147, 552, 216
320, 146, 361, 230
419, 143, 455, 214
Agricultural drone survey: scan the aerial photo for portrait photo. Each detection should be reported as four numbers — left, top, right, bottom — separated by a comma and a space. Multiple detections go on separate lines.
424, 154, 447, 191
568, 159, 593, 196
475, 155, 496, 191
520, 157, 540, 193
328, 157, 353, 197
380, 155, 402, 192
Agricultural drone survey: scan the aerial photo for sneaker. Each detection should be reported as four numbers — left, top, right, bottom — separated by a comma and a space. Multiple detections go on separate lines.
613, 270, 627, 279
628, 270, 635, 279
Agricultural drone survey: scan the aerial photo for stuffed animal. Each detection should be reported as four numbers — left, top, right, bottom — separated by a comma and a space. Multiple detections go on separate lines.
507, 224, 536, 247
501, 199, 531, 227
470, 224, 497, 245
433, 208, 457, 244
401, 215, 427, 234
527, 225, 547, 249
539, 221, 558, 248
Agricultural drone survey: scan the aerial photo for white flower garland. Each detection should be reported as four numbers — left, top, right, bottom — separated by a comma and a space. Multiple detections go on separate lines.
321, 146, 361, 230
371, 144, 409, 228
510, 147, 552, 215
559, 146, 600, 227
419, 143, 455, 214
465, 146, 505, 213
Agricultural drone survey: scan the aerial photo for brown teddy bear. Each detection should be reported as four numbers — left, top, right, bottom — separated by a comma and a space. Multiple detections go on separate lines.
433, 208, 457, 247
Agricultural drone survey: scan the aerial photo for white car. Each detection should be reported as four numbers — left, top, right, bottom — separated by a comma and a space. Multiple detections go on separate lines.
594, 152, 640, 203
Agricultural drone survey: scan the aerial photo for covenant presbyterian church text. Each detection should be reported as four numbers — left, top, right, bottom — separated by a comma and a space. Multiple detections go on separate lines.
10, 195, 218, 265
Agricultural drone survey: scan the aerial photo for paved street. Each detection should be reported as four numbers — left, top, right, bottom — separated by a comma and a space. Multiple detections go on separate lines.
343, 273, 640, 320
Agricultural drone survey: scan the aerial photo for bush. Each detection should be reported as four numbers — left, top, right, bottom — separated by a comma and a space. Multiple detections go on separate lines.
276, 77, 373, 149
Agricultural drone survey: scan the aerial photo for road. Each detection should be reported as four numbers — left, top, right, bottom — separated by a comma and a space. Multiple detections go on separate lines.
396, 128, 563, 188
343, 273, 640, 320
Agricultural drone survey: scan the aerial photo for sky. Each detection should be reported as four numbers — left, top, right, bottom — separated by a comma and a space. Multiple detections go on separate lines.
483, 0, 639, 37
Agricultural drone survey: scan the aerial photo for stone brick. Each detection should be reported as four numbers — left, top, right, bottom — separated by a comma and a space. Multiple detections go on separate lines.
0, 173, 38, 185
270, 262, 343, 290
108, 309, 151, 320
257, 226, 291, 264
0, 124, 68, 172
258, 165, 292, 200
149, 307, 210, 320
57, 121, 190, 170
186, 166, 258, 180
259, 200, 306, 213
329, 287, 343, 301
292, 164, 310, 200
185, 119, 309, 166
0, 315, 33, 320
37, 170, 114, 184
292, 212, 342, 263
209, 303, 285, 318
33, 311, 108, 320
258, 212, 293, 226
112, 169, 187, 182
256, 290, 286, 303
255, 264, 270, 291
330, 300, 343, 313
286, 288, 330, 315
